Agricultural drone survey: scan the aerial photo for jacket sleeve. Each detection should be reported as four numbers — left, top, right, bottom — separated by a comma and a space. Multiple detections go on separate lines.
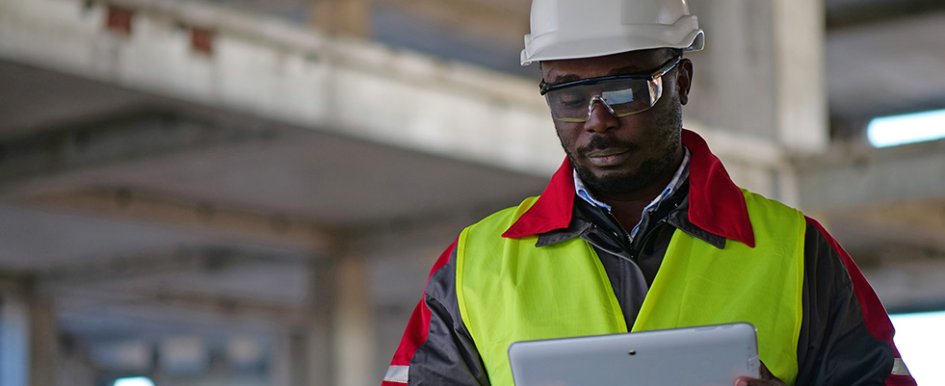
796, 217, 917, 386
382, 240, 490, 386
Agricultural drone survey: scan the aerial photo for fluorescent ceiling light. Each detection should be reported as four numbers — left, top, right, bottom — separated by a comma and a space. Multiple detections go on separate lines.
114, 377, 156, 386
867, 109, 945, 148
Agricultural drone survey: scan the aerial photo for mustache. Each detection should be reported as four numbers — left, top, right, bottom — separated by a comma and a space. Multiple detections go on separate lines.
578, 136, 639, 156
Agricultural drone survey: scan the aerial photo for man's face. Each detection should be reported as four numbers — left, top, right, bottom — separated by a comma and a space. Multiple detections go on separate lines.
541, 49, 693, 196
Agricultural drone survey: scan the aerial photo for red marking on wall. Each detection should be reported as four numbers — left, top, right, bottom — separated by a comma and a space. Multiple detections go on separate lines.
106, 5, 134, 36
191, 28, 215, 57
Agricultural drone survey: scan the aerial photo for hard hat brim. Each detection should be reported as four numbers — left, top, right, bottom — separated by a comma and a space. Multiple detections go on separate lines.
521, 30, 703, 66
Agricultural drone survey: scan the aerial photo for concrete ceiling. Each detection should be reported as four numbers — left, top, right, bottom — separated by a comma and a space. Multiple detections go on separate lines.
0, 57, 547, 358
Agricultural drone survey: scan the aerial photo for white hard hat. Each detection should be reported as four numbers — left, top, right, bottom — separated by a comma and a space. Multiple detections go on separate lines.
521, 0, 705, 66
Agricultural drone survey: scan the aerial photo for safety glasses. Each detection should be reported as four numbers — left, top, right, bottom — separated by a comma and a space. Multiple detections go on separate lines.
540, 56, 681, 123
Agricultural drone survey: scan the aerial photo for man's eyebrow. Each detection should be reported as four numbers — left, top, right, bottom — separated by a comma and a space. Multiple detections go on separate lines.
547, 65, 650, 85
548, 74, 581, 84
607, 65, 644, 76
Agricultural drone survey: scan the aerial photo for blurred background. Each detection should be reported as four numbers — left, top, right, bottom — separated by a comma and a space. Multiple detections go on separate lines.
0, 0, 943, 385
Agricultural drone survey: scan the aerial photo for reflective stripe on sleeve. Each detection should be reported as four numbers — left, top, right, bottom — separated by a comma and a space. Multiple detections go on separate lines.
891, 358, 911, 376
384, 365, 409, 383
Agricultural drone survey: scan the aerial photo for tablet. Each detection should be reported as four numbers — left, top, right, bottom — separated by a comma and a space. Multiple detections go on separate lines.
508, 322, 760, 386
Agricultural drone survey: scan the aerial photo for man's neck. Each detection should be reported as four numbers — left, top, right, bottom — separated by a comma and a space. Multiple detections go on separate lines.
599, 187, 670, 232
597, 149, 685, 231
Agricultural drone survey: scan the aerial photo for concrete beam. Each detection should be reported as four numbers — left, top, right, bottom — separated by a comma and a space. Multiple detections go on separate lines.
311, 0, 371, 38
813, 203, 945, 268
0, 0, 562, 177
858, 250, 945, 312
0, 112, 276, 198
376, 0, 528, 46
827, 0, 945, 30
37, 247, 300, 288
846, 201, 945, 250
774, 208, 945, 313
21, 187, 338, 253
57, 287, 310, 328
794, 139, 945, 210
148, 291, 308, 328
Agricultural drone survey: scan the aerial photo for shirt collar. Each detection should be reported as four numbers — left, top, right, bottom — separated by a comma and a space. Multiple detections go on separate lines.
575, 149, 691, 240
573, 171, 613, 211
503, 129, 756, 248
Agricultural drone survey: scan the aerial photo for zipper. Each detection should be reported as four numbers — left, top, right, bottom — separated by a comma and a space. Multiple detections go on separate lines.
628, 218, 669, 260
598, 210, 634, 251
583, 225, 635, 264
582, 202, 674, 263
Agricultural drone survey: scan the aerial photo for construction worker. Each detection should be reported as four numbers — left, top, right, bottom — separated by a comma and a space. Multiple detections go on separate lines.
382, 1, 916, 385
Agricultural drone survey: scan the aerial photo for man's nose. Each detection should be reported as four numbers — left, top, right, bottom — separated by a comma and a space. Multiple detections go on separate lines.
583, 99, 620, 133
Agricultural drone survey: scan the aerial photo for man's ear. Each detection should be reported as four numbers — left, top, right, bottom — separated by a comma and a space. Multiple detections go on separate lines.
676, 58, 694, 106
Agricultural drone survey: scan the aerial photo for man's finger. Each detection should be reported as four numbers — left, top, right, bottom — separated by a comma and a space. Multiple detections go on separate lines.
734, 376, 785, 386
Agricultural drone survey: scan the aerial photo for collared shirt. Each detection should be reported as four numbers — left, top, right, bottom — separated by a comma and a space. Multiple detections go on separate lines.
573, 148, 691, 241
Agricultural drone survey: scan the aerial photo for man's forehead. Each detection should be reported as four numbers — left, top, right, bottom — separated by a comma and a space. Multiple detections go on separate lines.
541, 49, 673, 83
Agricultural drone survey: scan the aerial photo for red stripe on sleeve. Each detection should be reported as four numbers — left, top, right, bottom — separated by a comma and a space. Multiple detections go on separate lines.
386, 240, 458, 368
806, 217, 917, 386
885, 375, 919, 386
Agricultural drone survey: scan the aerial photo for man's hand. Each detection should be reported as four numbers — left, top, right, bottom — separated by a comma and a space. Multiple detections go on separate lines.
734, 377, 786, 386
733, 362, 787, 386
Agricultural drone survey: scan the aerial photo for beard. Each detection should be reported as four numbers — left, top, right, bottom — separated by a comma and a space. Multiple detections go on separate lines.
566, 103, 683, 197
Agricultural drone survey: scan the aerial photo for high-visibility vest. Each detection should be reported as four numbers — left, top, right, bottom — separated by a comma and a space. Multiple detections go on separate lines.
455, 190, 805, 386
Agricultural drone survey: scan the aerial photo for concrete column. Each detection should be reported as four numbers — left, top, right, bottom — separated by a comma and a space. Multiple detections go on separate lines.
56, 349, 98, 386
334, 254, 375, 386
0, 282, 30, 386
0, 280, 60, 386
772, 0, 828, 153
687, 0, 827, 151
270, 331, 291, 386
271, 330, 309, 386
307, 258, 338, 386
311, 0, 372, 38
303, 249, 376, 386
28, 293, 59, 386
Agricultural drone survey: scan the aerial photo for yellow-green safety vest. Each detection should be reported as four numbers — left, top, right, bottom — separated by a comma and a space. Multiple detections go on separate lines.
455, 190, 806, 386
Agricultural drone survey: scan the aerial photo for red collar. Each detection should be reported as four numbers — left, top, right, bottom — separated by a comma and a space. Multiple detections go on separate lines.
502, 129, 756, 247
